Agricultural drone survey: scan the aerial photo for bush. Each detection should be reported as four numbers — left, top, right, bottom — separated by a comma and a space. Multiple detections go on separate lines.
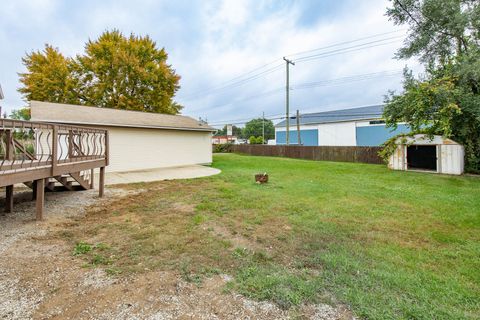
249, 136, 264, 144
213, 143, 233, 153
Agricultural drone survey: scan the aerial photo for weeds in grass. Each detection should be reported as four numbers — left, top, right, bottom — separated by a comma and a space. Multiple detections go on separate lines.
73, 242, 92, 255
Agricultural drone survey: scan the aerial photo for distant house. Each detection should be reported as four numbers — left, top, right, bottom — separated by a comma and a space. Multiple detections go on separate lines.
30, 101, 215, 172
274, 105, 410, 146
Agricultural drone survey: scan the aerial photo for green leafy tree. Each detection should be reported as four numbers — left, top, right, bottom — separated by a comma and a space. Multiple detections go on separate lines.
243, 118, 274, 141
10, 108, 31, 120
384, 0, 480, 172
18, 30, 181, 114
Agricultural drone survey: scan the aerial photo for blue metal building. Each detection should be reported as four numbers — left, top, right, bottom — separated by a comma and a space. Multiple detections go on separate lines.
275, 105, 410, 146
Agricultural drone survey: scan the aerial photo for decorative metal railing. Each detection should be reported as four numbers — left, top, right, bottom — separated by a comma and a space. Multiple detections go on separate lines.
0, 119, 108, 175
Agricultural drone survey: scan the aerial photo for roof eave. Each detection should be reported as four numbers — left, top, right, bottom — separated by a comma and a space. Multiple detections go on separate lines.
33, 119, 216, 132
275, 116, 383, 128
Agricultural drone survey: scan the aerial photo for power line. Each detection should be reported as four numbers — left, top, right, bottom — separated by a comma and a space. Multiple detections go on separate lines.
294, 36, 404, 63
284, 29, 405, 58
195, 69, 403, 115
208, 102, 386, 126
179, 31, 406, 102
209, 112, 385, 127
180, 59, 282, 99
180, 62, 283, 100
183, 38, 402, 104
291, 70, 403, 90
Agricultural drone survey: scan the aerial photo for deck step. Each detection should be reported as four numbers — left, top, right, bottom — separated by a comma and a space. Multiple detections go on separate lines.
69, 172, 91, 190
54, 175, 74, 191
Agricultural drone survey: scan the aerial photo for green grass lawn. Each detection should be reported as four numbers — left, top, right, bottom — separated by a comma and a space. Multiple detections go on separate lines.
66, 153, 480, 319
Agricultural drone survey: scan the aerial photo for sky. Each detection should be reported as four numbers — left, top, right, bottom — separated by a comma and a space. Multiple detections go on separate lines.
0, 0, 420, 127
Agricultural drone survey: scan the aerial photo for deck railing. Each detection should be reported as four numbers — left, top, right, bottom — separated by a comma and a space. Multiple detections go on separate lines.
0, 119, 108, 185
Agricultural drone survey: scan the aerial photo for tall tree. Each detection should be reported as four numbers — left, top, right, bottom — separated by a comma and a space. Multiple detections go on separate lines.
18, 45, 80, 104
243, 118, 275, 140
18, 30, 181, 114
384, 0, 480, 172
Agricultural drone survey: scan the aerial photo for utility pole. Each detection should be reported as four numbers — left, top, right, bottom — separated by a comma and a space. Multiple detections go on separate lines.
262, 111, 265, 144
296, 109, 301, 146
283, 57, 295, 145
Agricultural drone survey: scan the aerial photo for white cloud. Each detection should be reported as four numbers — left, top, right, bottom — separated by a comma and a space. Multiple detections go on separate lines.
0, 0, 420, 124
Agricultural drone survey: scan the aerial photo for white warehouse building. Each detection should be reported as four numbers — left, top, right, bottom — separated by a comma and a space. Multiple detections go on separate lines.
275, 105, 410, 147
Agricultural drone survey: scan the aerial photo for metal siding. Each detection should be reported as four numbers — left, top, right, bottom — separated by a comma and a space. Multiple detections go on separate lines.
276, 129, 318, 146
356, 124, 410, 146
441, 144, 464, 175
318, 122, 356, 146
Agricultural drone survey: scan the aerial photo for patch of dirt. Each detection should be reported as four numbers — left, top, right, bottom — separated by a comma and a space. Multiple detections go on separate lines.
0, 187, 355, 320
204, 222, 256, 250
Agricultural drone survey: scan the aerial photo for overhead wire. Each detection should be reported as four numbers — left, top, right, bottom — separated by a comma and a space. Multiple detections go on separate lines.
179, 30, 406, 101
197, 69, 402, 114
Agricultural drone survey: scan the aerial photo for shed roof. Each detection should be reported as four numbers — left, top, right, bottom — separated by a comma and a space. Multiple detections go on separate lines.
395, 134, 461, 145
30, 101, 215, 132
275, 105, 384, 127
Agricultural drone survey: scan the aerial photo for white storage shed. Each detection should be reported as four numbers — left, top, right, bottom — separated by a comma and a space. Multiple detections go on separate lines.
389, 134, 464, 175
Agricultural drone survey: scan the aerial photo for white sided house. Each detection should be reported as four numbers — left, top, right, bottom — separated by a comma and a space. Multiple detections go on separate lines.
389, 134, 464, 175
30, 101, 215, 172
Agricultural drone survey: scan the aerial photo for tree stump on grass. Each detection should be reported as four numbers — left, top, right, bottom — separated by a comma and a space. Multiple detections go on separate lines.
255, 173, 268, 184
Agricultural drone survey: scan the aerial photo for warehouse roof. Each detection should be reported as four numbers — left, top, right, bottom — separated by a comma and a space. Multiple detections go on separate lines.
275, 105, 384, 127
30, 100, 215, 132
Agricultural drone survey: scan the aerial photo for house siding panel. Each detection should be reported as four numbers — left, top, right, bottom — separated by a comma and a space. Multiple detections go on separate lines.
104, 126, 212, 172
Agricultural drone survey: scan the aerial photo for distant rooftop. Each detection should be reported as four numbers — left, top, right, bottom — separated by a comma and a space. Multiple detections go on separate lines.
275, 105, 384, 127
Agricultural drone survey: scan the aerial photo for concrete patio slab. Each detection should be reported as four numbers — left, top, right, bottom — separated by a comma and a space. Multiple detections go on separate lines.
99, 165, 221, 186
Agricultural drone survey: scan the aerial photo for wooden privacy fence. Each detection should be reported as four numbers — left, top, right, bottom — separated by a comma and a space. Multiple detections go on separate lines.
230, 145, 384, 165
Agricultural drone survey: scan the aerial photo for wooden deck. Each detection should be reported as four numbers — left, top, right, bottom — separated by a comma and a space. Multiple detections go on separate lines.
1, 119, 109, 220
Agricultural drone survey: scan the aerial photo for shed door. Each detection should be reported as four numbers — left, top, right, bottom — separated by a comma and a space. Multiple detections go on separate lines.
407, 145, 437, 171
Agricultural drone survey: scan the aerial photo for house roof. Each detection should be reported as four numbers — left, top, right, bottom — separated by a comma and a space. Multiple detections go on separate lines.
30, 100, 215, 132
275, 105, 384, 127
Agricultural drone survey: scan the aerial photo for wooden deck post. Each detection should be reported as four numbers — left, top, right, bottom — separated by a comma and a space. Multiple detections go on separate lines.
5, 130, 14, 161
32, 181, 37, 200
5, 185, 14, 214
35, 179, 45, 220
99, 166, 105, 198
90, 168, 95, 189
